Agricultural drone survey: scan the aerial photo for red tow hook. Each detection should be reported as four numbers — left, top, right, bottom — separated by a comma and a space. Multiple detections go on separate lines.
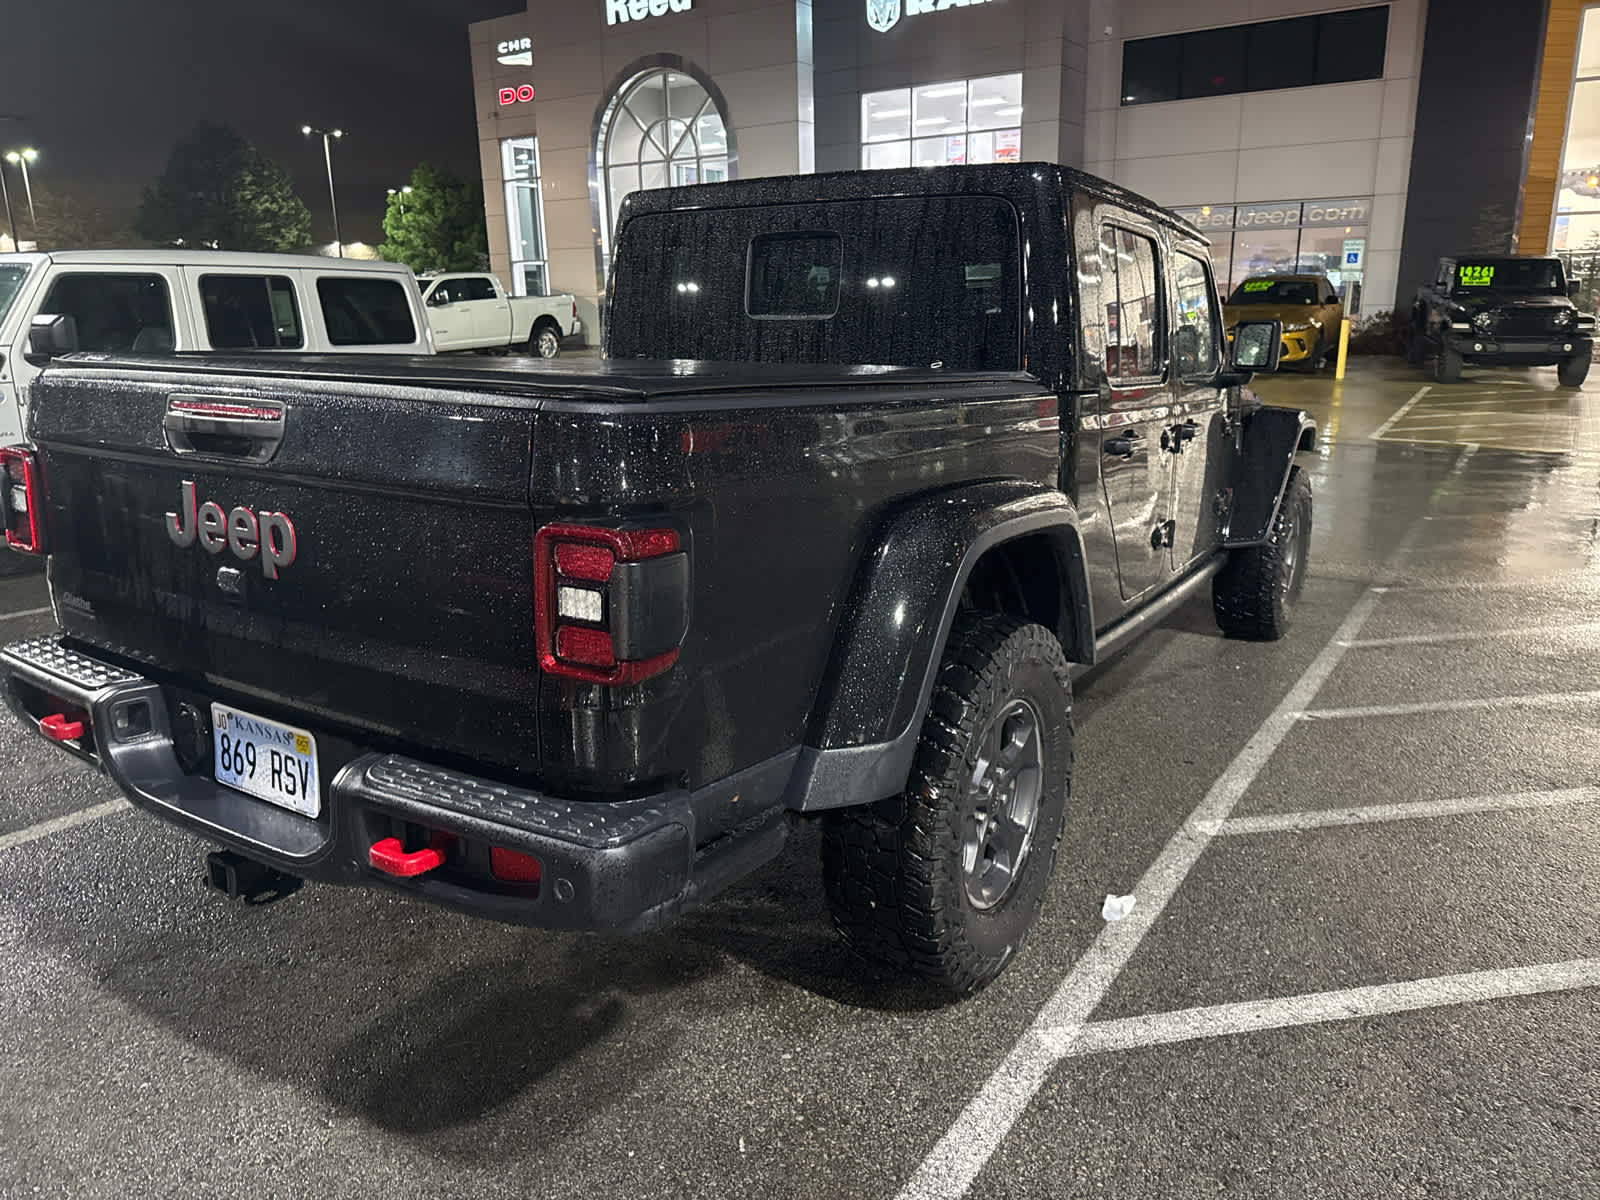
368, 836, 446, 878
39, 713, 84, 742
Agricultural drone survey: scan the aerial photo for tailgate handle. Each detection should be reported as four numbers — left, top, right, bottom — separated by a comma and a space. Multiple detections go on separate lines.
164, 396, 286, 463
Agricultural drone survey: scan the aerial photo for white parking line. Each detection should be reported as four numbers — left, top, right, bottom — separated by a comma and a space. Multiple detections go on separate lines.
0, 606, 52, 623
1301, 690, 1600, 720
1209, 787, 1600, 836
0, 800, 130, 854
1068, 960, 1600, 1058
1341, 621, 1600, 648
1369, 386, 1431, 440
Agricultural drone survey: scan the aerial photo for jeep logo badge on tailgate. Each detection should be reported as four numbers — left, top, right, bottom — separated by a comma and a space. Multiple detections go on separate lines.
166, 480, 297, 579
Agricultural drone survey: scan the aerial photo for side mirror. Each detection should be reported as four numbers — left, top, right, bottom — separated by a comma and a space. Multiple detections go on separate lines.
1569, 281, 1582, 299
1217, 318, 1282, 385
25, 314, 79, 363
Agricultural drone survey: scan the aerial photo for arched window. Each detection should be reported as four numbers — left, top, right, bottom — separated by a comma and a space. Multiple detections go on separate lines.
597, 68, 729, 264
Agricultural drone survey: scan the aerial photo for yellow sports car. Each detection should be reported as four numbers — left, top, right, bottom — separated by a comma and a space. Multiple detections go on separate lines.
1224, 274, 1344, 370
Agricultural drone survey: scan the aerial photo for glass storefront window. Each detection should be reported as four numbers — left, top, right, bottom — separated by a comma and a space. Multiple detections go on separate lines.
861, 74, 1021, 169
1172, 200, 1371, 297
597, 69, 728, 266
501, 137, 550, 297
1230, 230, 1300, 281
1557, 5, 1600, 313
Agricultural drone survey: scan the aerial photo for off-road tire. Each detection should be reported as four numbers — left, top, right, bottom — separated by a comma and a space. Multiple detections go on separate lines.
530, 320, 562, 359
820, 612, 1073, 995
1558, 354, 1590, 388
1213, 465, 1312, 641
1434, 344, 1463, 383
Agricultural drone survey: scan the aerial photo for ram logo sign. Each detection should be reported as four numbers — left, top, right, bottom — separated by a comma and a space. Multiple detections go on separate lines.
867, 0, 992, 32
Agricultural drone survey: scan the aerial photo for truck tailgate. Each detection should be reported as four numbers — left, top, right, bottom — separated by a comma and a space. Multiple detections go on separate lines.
28, 362, 544, 776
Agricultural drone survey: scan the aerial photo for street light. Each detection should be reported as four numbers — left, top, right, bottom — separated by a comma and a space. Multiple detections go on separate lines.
301, 124, 344, 257
387, 184, 413, 214
4, 149, 37, 237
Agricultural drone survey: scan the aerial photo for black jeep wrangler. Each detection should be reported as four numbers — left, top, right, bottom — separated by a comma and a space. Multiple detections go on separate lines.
3, 164, 1313, 994
1409, 255, 1595, 385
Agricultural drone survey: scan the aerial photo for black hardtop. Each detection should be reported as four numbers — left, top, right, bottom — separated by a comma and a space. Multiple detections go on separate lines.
618, 161, 1206, 244
45, 350, 1039, 405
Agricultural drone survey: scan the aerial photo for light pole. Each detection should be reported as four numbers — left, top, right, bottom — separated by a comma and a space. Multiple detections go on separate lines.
4, 149, 37, 237
387, 184, 413, 214
0, 159, 15, 251
301, 124, 344, 256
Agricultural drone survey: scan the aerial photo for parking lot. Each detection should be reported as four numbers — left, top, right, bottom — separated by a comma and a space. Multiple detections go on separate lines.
2, 357, 1598, 1198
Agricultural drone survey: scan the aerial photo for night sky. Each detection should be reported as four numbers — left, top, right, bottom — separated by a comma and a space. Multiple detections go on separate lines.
1, 0, 512, 245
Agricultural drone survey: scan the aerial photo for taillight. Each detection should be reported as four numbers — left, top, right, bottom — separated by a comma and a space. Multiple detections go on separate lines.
1, 445, 43, 554
534, 522, 689, 684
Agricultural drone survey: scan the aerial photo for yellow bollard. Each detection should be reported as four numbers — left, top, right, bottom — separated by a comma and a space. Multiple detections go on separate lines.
1335, 317, 1351, 380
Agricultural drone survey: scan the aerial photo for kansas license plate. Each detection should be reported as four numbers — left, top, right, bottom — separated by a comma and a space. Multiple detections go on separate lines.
211, 703, 321, 817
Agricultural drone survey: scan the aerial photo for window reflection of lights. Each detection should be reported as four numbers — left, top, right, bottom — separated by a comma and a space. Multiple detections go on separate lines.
919, 84, 967, 99
994, 107, 1023, 118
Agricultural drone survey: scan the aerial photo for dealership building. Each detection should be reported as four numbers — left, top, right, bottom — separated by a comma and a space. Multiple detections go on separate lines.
468, 0, 1596, 342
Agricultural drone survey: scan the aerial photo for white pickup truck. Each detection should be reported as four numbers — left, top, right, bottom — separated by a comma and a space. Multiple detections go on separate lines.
419, 272, 581, 357
0, 250, 434, 446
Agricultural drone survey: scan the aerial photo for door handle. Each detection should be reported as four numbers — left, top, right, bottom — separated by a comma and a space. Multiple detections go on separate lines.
1162, 419, 1200, 453
1102, 431, 1146, 459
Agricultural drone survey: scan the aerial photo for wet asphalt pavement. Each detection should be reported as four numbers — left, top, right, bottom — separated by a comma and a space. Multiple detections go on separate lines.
2, 357, 1598, 1198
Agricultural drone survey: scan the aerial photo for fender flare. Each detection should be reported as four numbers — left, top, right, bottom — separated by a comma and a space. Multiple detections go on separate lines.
1223, 405, 1317, 548
783, 481, 1092, 813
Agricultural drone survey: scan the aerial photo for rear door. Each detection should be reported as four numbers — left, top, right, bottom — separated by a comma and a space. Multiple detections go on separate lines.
1093, 214, 1175, 602
1167, 247, 1231, 569
460, 275, 509, 344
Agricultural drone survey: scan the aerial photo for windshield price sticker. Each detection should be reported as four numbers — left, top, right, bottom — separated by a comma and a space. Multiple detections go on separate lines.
1243, 280, 1274, 292
1458, 265, 1495, 287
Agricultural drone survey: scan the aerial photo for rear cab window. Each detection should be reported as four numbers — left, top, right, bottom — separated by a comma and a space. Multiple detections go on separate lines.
315, 277, 418, 346
199, 274, 303, 349
41, 273, 175, 354
606, 195, 1022, 370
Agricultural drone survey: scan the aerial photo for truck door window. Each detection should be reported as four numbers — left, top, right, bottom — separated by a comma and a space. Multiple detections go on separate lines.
747, 233, 843, 317
1172, 252, 1218, 375
0, 264, 31, 326
462, 277, 498, 302
315, 277, 418, 346
41, 273, 174, 355
1101, 227, 1164, 381
199, 274, 304, 349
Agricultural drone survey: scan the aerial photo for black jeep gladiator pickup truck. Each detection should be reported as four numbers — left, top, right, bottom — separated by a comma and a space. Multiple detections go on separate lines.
2, 164, 1312, 993
1408, 254, 1595, 385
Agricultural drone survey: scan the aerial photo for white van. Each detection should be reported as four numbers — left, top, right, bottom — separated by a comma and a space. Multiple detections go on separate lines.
0, 250, 434, 444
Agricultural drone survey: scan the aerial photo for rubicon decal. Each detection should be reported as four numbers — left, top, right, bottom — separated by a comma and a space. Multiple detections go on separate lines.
166, 480, 297, 579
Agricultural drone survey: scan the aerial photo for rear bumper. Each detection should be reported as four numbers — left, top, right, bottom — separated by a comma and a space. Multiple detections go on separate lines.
2, 636, 784, 932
